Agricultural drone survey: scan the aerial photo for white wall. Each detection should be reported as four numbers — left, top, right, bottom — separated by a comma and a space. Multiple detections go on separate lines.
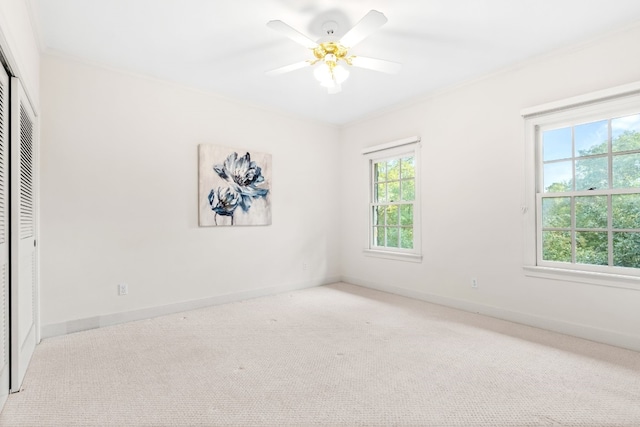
0, 0, 40, 109
339, 23, 640, 351
40, 55, 341, 332
39, 21, 640, 350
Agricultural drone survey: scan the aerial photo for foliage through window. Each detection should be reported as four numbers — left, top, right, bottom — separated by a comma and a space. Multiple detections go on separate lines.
364, 138, 421, 260
539, 112, 640, 271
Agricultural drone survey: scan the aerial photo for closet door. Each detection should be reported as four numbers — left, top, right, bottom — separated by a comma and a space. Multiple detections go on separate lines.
0, 64, 9, 405
10, 78, 37, 392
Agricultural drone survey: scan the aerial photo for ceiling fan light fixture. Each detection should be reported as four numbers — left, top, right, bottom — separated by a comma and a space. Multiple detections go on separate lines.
324, 53, 337, 63
314, 62, 349, 93
313, 63, 332, 84
267, 10, 399, 94
327, 83, 341, 95
332, 64, 349, 84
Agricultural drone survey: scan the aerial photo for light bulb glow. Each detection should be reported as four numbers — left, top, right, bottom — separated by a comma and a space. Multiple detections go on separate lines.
314, 64, 332, 84
314, 63, 349, 85
333, 65, 349, 84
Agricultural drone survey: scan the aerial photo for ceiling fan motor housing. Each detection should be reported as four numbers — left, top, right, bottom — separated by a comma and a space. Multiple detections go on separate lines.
321, 20, 338, 36
313, 42, 351, 67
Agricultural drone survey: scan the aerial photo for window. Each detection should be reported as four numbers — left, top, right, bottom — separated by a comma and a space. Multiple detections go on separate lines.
523, 82, 640, 287
363, 137, 421, 262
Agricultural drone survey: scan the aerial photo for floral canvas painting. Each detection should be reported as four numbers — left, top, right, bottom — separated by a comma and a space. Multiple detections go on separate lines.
198, 145, 272, 226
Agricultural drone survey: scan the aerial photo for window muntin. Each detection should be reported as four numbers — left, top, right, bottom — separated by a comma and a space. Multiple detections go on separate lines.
538, 112, 640, 272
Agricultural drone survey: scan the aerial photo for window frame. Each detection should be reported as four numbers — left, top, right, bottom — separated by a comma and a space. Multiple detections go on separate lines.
362, 136, 422, 262
522, 82, 640, 289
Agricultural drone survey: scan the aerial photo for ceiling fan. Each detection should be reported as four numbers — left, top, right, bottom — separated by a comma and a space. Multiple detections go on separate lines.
266, 10, 401, 94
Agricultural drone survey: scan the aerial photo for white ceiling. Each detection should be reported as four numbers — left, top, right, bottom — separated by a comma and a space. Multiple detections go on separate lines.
32, 0, 640, 125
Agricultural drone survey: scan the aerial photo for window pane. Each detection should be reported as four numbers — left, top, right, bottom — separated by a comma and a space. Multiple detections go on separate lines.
376, 183, 386, 202
374, 226, 384, 246
401, 157, 415, 179
575, 196, 607, 229
575, 157, 608, 191
612, 114, 640, 152
387, 159, 400, 180
576, 231, 608, 266
374, 162, 386, 182
374, 206, 386, 226
386, 227, 399, 248
543, 127, 572, 161
612, 153, 640, 189
386, 205, 399, 225
542, 231, 571, 262
387, 181, 400, 202
544, 161, 572, 192
400, 204, 413, 226
575, 120, 608, 156
612, 194, 640, 229
542, 197, 571, 228
401, 179, 415, 201
613, 232, 640, 268
400, 228, 413, 249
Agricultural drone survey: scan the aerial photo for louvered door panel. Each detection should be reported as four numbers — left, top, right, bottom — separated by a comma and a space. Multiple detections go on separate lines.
10, 78, 37, 393
19, 105, 34, 239
0, 65, 9, 407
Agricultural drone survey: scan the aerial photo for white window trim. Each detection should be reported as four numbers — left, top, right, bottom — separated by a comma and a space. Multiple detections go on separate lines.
522, 81, 640, 290
362, 136, 422, 262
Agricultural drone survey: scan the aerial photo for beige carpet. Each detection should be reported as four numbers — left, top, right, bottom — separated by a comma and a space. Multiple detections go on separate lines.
1, 282, 639, 426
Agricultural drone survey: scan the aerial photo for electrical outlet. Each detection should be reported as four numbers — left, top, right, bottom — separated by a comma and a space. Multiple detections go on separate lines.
118, 283, 128, 296
302, 262, 308, 271
471, 278, 478, 289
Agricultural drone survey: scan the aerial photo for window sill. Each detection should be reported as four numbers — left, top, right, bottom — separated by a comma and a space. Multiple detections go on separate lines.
364, 249, 423, 263
523, 265, 640, 291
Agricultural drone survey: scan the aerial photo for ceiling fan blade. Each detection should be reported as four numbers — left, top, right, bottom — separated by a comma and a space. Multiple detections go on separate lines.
340, 10, 388, 48
350, 56, 401, 74
266, 61, 311, 76
267, 20, 318, 49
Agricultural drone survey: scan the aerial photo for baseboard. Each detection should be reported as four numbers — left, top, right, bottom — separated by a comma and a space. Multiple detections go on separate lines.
41, 276, 340, 339
341, 275, 640, 353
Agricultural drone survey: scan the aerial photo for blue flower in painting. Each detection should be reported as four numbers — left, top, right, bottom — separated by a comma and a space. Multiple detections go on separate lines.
213, 152, 269, 212
208, 186, 240, 225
